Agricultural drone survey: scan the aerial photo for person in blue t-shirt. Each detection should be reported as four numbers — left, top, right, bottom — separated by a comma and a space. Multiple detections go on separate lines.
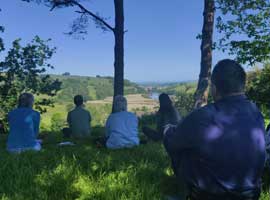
104, 95, 139, 149
164, 59, 266, 200
7, 93, 41, 153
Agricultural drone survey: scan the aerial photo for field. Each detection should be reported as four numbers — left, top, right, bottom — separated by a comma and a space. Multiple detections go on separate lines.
40, 94, 158, 130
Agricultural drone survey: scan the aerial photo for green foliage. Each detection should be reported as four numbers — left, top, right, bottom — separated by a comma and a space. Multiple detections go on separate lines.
50, 113, 66, 132
246, 63, 270, 116
53, 75, 146, 103
66, 103, 74, 112
86, 103, 112, 126
175, 92, 195, 117
0, 32, 61, 123
216, 0, 270, 65
154, 82, 196, 96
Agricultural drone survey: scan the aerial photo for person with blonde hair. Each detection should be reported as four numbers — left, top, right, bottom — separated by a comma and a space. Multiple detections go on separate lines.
7, 93, 41, 153
105, 95, 139, 149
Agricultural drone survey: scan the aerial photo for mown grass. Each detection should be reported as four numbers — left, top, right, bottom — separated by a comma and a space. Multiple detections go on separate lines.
0, 128, 269, 200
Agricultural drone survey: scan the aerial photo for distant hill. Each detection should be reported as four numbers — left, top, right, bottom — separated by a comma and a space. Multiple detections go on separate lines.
50, 75, 146, 103
141, 81, 197, 95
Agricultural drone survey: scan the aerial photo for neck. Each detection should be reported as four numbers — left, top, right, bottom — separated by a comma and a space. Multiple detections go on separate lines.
216, 92, 245, 101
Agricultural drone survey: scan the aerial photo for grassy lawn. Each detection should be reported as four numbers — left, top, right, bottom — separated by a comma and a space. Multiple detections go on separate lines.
0, 128, 269, 200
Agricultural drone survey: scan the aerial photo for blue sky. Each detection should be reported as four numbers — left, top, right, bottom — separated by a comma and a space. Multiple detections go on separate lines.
1, 0, 230, 82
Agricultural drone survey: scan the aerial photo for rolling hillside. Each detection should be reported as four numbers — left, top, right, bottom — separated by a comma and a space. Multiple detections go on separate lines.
50, 75, 146, 103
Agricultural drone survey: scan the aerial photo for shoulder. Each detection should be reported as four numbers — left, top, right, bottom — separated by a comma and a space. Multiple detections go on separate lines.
182, 103, 215, 125
126, 111, 137, 119
32, 110, 40, 118
80, 107, 90, 113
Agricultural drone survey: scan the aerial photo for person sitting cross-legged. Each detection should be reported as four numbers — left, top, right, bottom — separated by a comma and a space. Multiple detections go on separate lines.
164, 59, 266, 200
143, 93, 181, 141
66, 95, 92, 138
104, 95, 139, 149
7, 93, 41, 153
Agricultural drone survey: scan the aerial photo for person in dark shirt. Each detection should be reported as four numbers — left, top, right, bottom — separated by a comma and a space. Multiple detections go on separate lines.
164, 59, 266, 200
143, 93, 181, 141
66, 95, 92, 138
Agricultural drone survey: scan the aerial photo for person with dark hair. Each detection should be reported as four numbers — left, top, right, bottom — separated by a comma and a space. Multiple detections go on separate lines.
164, 59, 266, 200
104, 95, 139, 149
7, 93, 41, 153
66, 95, 92, 138
143, 93, 181, 141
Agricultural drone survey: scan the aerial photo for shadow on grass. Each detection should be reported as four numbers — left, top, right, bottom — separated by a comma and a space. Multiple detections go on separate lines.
0, 127, 269, 200
0, 126, 174, 200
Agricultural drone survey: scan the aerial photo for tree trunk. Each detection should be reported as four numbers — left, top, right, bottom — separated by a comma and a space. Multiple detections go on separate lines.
194, 0, 215, 108
112, 0, 124, 112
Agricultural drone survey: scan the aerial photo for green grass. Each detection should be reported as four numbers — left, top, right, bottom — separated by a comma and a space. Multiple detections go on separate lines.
0, 129, 269, 200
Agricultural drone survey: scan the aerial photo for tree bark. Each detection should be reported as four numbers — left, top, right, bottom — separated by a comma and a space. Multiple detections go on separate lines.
112, 0, 124, 112
194, 0, 215, 108
113, 0, 124, 96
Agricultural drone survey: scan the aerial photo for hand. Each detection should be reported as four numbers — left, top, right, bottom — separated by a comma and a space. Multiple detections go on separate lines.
163, 124, 177, 136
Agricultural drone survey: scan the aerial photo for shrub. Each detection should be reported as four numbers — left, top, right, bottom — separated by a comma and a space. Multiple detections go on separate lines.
175, 92, 195, 117
51, 113, 66, 132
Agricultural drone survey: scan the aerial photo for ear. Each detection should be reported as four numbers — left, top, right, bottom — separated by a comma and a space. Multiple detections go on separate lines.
210, 83, 218, 102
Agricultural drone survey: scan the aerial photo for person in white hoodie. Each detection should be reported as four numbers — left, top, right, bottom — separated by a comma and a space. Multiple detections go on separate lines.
105, 95, 139, 149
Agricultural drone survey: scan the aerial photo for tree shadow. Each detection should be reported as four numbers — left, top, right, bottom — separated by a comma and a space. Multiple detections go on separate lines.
0, 127, 173, 200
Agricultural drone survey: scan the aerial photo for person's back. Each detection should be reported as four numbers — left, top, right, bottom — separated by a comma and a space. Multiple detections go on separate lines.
67, 95, 91, 138
105, 95, 139, 149
68, 106, 91, 138
177, 96, 265, 195
7, 93, 41, 152
164, 59, 266, 200
143, 93, 181, 141
106, 111, 139, 149
157, 106, 181, 132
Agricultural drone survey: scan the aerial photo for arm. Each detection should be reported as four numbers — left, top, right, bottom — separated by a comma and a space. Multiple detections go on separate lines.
67, 112, 71, 127
33, 112, 40, 137
164, 109, 204, 153
156, 112, 164, 134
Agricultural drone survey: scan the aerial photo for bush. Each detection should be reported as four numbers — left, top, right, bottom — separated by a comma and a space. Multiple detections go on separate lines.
86, 103, 112, 127
175, 92, 194, 117
51, 113, 66, 132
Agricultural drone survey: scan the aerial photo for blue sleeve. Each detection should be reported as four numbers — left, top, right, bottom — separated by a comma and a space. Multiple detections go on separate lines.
33, 112, 40, 137
164, 108, 208, 153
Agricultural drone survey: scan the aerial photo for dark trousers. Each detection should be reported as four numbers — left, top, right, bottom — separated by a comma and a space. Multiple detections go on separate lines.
62, 128, 71, 138
189, 188, 260, 200
163, 132, 188, 199
142, 126, 163, 141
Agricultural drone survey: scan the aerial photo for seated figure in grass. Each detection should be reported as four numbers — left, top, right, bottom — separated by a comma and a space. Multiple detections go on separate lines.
105, 95, 139, 149
164, 59, 266, 200
7, 93, 41, 153
66, 95, 92, 138
142, 93, 181, 141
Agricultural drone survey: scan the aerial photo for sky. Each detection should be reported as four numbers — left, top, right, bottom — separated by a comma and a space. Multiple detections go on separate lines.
1, 0, 230, 82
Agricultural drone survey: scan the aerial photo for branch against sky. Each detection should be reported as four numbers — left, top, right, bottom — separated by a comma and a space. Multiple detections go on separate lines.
22, 0, 115, 38
215, 0, 270, 65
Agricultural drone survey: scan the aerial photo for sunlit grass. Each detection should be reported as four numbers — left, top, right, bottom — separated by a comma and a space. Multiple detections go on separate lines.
0, 129, 268, 200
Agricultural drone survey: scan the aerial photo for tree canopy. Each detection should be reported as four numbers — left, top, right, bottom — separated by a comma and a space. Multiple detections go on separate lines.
216, 0, 270, 65
0, 28, 61, 122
